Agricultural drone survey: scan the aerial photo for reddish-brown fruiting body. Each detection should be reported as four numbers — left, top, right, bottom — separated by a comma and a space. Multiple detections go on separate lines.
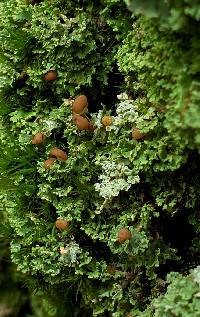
44, 70, 57, 81
102, 115, 112, 126
118, 228, 132, 243
73, 114, 91, 130
50, 148, 67, 161
44, 158, 56, 169
72, 95, 88, 114
132, 128, 144, 140
32, 132, 46, 145
55, 219, 70, 230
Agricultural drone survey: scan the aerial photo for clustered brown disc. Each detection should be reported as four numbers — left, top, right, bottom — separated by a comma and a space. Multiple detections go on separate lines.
43, 147, 67, 169
32, 132, 46, 145
132, 128, 144, 140
44, 158, 56, 169
72, 95, 95, 131
50, 147, 68, 161
102, 115, 112, 127
72, 95, 88, 114
44, 70, 57, 81
118, 228, 132, 243
43, 148, 67, 169
73, 114, 90, 130
32, 95, 94, 169
32, 132, 67, 169
55, 219, 70, 230
31, 131, 67, 169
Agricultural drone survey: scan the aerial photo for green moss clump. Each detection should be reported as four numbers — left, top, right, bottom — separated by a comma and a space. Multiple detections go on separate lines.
0, 0, 200, 316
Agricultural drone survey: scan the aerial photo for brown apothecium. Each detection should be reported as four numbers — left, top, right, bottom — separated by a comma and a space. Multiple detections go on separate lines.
72, 95, 88, 114
44, 158, 56, 169
132, 128, 144, 140
55, 219, 70, 230
118, 228, 132, 243
50, 148, 67, 161
73, 114, 91, 130
32, 132, 46, 145
44, 70, 57, 81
